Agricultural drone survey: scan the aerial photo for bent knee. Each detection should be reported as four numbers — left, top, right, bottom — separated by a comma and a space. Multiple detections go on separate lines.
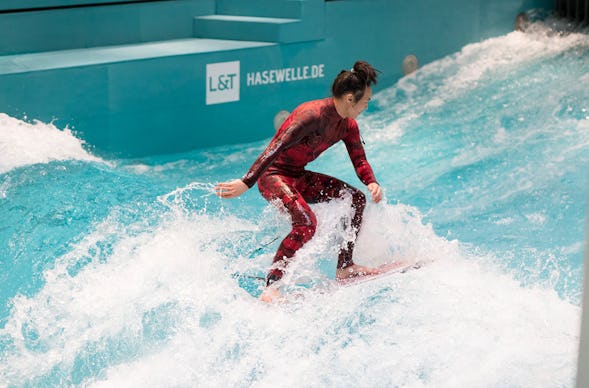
351, 189, 366, 209
292, 222, 316, 243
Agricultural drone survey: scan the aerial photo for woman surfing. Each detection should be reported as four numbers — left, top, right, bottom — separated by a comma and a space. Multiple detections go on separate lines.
215, 61, 383, 302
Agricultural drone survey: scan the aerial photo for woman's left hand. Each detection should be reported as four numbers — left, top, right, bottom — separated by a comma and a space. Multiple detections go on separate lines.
367, 182, 382, 203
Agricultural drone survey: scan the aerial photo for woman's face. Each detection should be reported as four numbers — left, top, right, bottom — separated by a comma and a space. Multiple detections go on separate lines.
347, 86, 372, 119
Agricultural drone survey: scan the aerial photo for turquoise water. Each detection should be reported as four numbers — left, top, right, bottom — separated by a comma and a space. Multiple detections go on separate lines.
1, 22, 588, 386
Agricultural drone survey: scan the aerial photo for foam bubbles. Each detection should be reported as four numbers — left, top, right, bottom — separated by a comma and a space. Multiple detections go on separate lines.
0, 20, 585, 388
374, 21, 589, 110
0, 196, 580, 386
0, 113, 103, 174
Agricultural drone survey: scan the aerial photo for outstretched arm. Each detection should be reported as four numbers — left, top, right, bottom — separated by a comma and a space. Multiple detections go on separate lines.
215, 179, 248, 199
214, 119, 309, 199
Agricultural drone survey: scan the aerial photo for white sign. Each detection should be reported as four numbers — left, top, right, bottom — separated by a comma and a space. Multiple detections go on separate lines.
205, 61, 326, 105
246, 64, 325, 86
206, 61, 240, 105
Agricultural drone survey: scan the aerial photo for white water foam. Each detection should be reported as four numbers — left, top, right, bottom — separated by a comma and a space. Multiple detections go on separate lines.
0, 196, 580, 386
0, 113, 103, 174
373, 21, 589, 116
1, 21, 585, 388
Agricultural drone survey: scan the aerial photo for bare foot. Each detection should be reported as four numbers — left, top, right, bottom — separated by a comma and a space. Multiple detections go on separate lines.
336, 264, 381, 280
259, 286, 284, 303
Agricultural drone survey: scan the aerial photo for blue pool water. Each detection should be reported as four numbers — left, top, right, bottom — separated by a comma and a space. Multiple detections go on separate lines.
1, 21, 588, 386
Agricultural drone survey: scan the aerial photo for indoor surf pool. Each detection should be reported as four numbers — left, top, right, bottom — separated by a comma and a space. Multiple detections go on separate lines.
1, 20, 588, 386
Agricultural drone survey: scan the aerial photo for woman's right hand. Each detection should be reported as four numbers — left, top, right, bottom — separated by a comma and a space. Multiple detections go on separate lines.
215, 179, 248, 199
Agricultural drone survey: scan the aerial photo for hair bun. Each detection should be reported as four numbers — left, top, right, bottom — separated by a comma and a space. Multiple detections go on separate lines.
331, 60, 378, 100
352, 60, 378, 86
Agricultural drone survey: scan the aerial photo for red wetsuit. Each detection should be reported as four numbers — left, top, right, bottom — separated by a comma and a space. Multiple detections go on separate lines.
241, 98, 378, 284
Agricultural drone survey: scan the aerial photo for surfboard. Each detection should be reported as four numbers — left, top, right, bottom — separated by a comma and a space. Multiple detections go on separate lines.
234, 259, 428, 303
336, 260, 425, 287
269, 260, 428, 302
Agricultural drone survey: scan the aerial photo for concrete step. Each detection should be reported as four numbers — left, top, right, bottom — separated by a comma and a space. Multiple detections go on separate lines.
0, 0, 215, 55
0, 38, 275, 75
194, 15, 311, 43
194, 0, 324, 44
215, 0, 308, 19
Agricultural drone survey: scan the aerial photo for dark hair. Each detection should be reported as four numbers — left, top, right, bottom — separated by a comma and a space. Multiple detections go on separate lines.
331, 60, 378, 102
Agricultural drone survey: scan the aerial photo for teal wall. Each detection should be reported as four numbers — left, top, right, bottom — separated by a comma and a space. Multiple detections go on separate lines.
322, 0, 553, 88
0, 0, 554, 157
0, 0, 215, 55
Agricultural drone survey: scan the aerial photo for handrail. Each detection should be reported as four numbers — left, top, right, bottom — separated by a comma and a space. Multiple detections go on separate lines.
0, 0, 175, 13
556, 0, 589, 25
577, 216, 589, 386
